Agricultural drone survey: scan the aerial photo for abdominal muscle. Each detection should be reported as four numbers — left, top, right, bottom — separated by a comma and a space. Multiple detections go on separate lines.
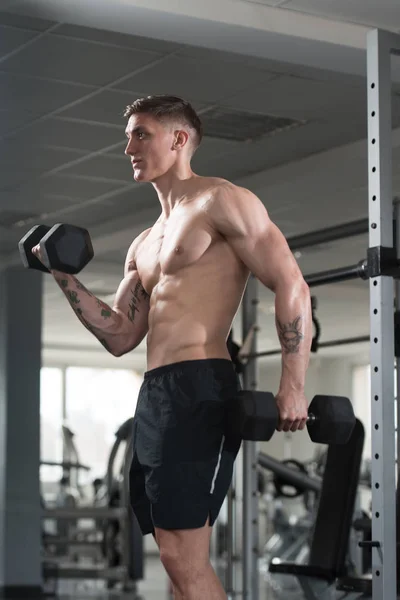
145, 241, 249, 371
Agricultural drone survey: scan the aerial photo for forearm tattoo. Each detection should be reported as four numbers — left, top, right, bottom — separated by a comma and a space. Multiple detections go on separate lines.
128, 281, 149, 323
276, 316, 304, 354
55, 276, 113, 351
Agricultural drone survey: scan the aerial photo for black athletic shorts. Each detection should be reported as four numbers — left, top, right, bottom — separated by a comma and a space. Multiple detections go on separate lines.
129, 358, 242, 535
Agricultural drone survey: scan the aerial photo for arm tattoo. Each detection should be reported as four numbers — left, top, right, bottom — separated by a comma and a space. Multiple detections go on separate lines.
56, 276, 112, 320
75, 308, 112, 351
74, 278, 93, 296
276, 316, 304, 354
54, 275, 147, 352
128, 281, 149, 323
55, 276, 113, 350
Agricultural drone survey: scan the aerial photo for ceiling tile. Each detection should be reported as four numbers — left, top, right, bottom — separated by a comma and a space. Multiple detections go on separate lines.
0, 208, 39, 228
0, 24, 38, 57
177, 41, 365, 86
113, 54, 273, 103
0, 147, 84, 191
0, 72, 93, 116
193, 136, 241, 159
58, 89, 140, 126
242, 0, 287, 4
0, 190, 82, 219
0, 141, 81, 169
1, 34, 163, 87
101, 185, 156, 214
226, 75, 367, 121
201, 106, 301, 141
60, 154, 132, 182
56, 23, 182, 54
175, 44, 283, 73
284, 0, 400, 30
63, 200, 135, 232
19, 175, 126, 200
0, 10, 55, 31
193, 118, 366, 195
17, 117, 123, 151
0, 170, 39, 189
0, 108, 47, 136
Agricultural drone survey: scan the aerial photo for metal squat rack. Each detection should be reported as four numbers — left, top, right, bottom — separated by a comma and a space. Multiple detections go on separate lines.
224, 29, 400, 600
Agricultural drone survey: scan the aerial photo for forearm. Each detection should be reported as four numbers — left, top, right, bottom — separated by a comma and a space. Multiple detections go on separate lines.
275, 281, 312, 392
52, 271, 133, 355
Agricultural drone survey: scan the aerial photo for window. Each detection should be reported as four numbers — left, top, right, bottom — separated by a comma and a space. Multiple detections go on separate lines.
65, 368, 142, 480
40, 367, 63, 483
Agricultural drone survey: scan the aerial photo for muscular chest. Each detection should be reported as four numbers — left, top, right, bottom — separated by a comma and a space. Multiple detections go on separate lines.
136, 212, 214, 293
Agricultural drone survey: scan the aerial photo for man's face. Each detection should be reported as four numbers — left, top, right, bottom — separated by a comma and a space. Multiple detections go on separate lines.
124, 113, 178, 183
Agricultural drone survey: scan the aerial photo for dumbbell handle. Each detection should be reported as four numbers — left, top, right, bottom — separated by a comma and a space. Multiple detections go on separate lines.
278, 413, 317, 423
284, 414, 317, 422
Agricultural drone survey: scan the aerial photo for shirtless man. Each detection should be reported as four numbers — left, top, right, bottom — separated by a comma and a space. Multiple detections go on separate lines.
33, 95, 311, 600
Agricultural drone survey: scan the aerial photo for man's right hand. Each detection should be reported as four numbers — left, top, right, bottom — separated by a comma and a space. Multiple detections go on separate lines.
275, 389, 308, 432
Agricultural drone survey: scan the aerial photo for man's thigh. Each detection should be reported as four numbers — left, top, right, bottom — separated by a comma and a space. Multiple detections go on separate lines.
155, 516, 213, 562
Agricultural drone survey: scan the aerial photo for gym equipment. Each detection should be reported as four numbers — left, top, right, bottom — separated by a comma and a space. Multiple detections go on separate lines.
235, 32, 400, 600
18, 225, 51, 273
230, 390, 356, 444
41, 224, 94, 274
97, 418, 144, 588
260, 503, 312, 598
18, 223, 94, 274
258, 453, 321, 517
258, 453, 320, 576
268, 419, 365, 600
272, 459, 317, 502
258, 453, 321, 496
41, 418, 143, 597
41, 425, 93, 558
310, 296, 321, 353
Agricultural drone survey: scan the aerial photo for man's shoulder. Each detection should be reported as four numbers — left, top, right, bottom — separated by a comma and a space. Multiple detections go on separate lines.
205, 179, 253, 206
202, 179, 266, 234
200, 180, 251, 232
132, 227, 152, 249
191, 176, 253, 204
125, 227, 152, 270
204, 177, 235, 192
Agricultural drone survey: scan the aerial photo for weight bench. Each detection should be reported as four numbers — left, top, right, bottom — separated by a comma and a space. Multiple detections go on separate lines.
269, 418, 365, 600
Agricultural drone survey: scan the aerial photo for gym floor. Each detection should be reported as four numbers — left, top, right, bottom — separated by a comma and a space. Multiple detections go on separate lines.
52, 555, 302, 600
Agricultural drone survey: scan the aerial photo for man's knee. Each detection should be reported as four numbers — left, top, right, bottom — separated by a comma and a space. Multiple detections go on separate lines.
159, 538, 208, 582
159, 545, 179, 572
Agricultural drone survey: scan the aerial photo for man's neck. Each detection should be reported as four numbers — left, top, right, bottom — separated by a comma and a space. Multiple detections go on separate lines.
153, 170, 200, 218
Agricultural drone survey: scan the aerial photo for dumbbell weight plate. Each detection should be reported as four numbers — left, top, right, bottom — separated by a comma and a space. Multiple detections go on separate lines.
18, 225, 51, 273
307, 395, 355, 445
231, 390, 278, 441
40, 223, 94, 274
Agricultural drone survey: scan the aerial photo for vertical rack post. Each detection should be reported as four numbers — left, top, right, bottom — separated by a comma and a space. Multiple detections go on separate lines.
367, 28, 400, 600
241, 274, 259, 599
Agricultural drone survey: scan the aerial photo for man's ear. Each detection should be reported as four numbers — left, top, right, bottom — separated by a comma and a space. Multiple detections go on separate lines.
172, 129, 189, 150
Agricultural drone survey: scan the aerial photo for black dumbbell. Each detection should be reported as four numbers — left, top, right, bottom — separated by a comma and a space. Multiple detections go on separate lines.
18, 223, 94, 274
230, 390, 355, 445
18, 225, 52, 273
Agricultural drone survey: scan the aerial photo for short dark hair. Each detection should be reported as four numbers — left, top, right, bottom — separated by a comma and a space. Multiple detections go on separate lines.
123, 95, 203, 150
